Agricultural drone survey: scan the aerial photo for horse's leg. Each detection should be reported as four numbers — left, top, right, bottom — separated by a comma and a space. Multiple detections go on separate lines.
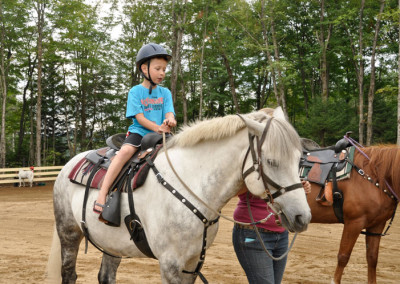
58, 227, 83, 283
97, 254, 121, 284
159, 259, 197, 284
365, 223, 385, 284
333, 222, 363, 284
54, 203, 83, 283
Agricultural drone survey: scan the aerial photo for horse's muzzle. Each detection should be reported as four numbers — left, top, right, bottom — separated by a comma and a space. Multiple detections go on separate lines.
279, 205, 311, 233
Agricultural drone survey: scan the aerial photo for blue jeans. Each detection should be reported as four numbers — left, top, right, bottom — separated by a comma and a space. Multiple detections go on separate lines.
232, 225, 289, 284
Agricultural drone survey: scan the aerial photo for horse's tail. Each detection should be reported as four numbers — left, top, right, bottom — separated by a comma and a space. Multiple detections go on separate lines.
45, 226, 62, 283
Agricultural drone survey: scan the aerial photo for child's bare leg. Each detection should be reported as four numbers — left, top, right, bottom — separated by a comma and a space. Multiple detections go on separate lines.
94, 144, 137, 212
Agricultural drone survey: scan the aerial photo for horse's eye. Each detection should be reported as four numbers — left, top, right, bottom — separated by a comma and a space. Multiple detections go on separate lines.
267, 159, 278, 167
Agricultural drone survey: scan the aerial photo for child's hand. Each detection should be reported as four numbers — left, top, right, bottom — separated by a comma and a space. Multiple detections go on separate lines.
157, 123, 171, 134
163, 118, 177, 127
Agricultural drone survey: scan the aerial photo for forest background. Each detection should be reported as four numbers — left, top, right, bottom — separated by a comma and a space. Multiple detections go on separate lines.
1, 0, 399, 168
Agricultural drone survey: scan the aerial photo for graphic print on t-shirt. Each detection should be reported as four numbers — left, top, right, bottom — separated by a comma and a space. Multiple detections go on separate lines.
141, 97, 164, 112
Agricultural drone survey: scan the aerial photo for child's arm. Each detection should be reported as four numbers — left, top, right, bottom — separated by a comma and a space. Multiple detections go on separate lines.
136, 113, 171, 133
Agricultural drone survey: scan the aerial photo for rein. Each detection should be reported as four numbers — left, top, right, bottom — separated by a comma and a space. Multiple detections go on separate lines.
246, 192, 298, 261
162, 132, 273, 226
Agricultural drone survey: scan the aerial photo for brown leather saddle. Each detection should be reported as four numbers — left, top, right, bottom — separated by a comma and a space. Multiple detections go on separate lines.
300, 135, 354, 222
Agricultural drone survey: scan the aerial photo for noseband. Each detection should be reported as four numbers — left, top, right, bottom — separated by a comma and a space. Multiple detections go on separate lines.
241, 117, 303, 204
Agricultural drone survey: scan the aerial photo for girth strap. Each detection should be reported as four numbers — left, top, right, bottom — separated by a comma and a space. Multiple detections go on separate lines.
126, 164, 156, 259
80, 157, 122, 258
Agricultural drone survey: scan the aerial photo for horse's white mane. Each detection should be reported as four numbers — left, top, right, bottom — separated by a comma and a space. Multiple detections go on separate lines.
168, 114, 240, 148
168, 108, 302, 164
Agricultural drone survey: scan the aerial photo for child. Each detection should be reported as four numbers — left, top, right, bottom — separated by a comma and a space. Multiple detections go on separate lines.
94, 43, 176, 220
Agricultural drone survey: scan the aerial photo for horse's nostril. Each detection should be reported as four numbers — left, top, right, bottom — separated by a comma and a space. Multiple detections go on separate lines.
296, 215, 305, 225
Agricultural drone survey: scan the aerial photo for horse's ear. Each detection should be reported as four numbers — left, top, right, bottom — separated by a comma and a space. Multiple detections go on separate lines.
273, 107, 286, 120
238, 115, 264, 137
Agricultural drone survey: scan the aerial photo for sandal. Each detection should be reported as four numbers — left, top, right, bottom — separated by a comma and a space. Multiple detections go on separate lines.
93, 201, 105, 214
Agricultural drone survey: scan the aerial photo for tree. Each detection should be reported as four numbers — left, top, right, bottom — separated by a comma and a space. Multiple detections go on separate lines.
35, 0, 45, 167
0, 2, 8, 167
366, 0, 385, 146
345, 0, 366, 144
397, 0, 400, 145
318, 0, 332, 101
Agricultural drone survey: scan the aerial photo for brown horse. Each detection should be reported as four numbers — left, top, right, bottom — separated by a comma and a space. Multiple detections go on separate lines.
307, 144, 399, 284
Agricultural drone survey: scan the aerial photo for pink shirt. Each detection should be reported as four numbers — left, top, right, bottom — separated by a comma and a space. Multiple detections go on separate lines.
233, 193, 285, 233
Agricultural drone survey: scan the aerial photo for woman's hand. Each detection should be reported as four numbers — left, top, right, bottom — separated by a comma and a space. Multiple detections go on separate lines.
302, 180, 312, 195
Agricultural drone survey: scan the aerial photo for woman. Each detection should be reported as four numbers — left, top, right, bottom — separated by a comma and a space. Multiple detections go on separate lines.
232, 181, 311, 284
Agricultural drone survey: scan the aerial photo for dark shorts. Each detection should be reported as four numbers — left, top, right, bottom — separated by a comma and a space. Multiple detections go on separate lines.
123, 132, 143, 148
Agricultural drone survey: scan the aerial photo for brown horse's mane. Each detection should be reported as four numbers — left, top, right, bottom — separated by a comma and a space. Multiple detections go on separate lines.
359, 145, 400, 199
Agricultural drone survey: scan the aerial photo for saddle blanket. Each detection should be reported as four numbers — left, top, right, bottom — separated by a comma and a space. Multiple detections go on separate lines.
68, 157, 107, 189
68, 149, 157, 191
299, 146, 355, 183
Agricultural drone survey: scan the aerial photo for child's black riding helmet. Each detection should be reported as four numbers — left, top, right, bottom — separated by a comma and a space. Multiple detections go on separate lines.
136, 43, 172, 94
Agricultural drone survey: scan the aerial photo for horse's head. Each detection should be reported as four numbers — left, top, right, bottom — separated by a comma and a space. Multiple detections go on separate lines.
239, 107, 311, 233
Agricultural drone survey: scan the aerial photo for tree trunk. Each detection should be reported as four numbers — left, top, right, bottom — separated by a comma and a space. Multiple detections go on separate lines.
217, 38, 240, 113
29, 82, 35, 166
319, 0, 332, 101
397, 0, 400, 145
18, 55, 37, 161
366, 0, 385, 146
357, 0, 365, 144
260, 0, 280, 108
170, 0, 187, 104
271, 19, 288, 118
199, 5, 208, 120
0, 3, 7, 167
35, 1, 45, 167
179, 66, 188, 124
346, 0, 365, 144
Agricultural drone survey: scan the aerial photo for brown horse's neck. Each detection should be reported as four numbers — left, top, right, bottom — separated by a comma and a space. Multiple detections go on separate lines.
357, 146, 400, 202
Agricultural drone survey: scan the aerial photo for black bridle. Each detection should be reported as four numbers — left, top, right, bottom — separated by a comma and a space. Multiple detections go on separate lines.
241, 117, 303, 204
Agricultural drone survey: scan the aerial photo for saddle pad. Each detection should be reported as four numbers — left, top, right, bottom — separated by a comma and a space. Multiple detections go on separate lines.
68, 158, 107, 189
299, 146, 355, 183
68, 145, 163, 190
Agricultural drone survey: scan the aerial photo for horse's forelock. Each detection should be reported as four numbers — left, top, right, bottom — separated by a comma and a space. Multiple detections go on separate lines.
264, 118, 302, 163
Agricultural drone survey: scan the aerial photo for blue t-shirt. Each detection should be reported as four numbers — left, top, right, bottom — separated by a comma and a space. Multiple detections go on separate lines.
126, 84, 175, 137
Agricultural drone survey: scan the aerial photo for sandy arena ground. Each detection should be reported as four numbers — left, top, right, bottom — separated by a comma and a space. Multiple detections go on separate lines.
0, 183, 399, 283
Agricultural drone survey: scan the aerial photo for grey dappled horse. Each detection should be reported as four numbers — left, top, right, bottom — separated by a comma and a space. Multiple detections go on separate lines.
47, 107, 311, 283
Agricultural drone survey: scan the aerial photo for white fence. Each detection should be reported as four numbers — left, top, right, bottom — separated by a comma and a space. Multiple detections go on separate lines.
0, 166, 63, 185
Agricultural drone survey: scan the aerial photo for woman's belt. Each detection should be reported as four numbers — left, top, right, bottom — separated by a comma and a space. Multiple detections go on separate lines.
234, 223, 279, 233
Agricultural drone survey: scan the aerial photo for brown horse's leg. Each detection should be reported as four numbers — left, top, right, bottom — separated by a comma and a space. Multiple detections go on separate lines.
365, 223, 385, 284
333, 222, 363, 284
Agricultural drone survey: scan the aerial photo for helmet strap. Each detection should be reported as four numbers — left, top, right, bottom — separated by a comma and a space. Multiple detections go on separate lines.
140, 60, 156, 94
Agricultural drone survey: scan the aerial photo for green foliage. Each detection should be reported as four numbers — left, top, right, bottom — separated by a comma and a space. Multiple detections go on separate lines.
2, 0, 400, 167
297, 97, 358, 147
